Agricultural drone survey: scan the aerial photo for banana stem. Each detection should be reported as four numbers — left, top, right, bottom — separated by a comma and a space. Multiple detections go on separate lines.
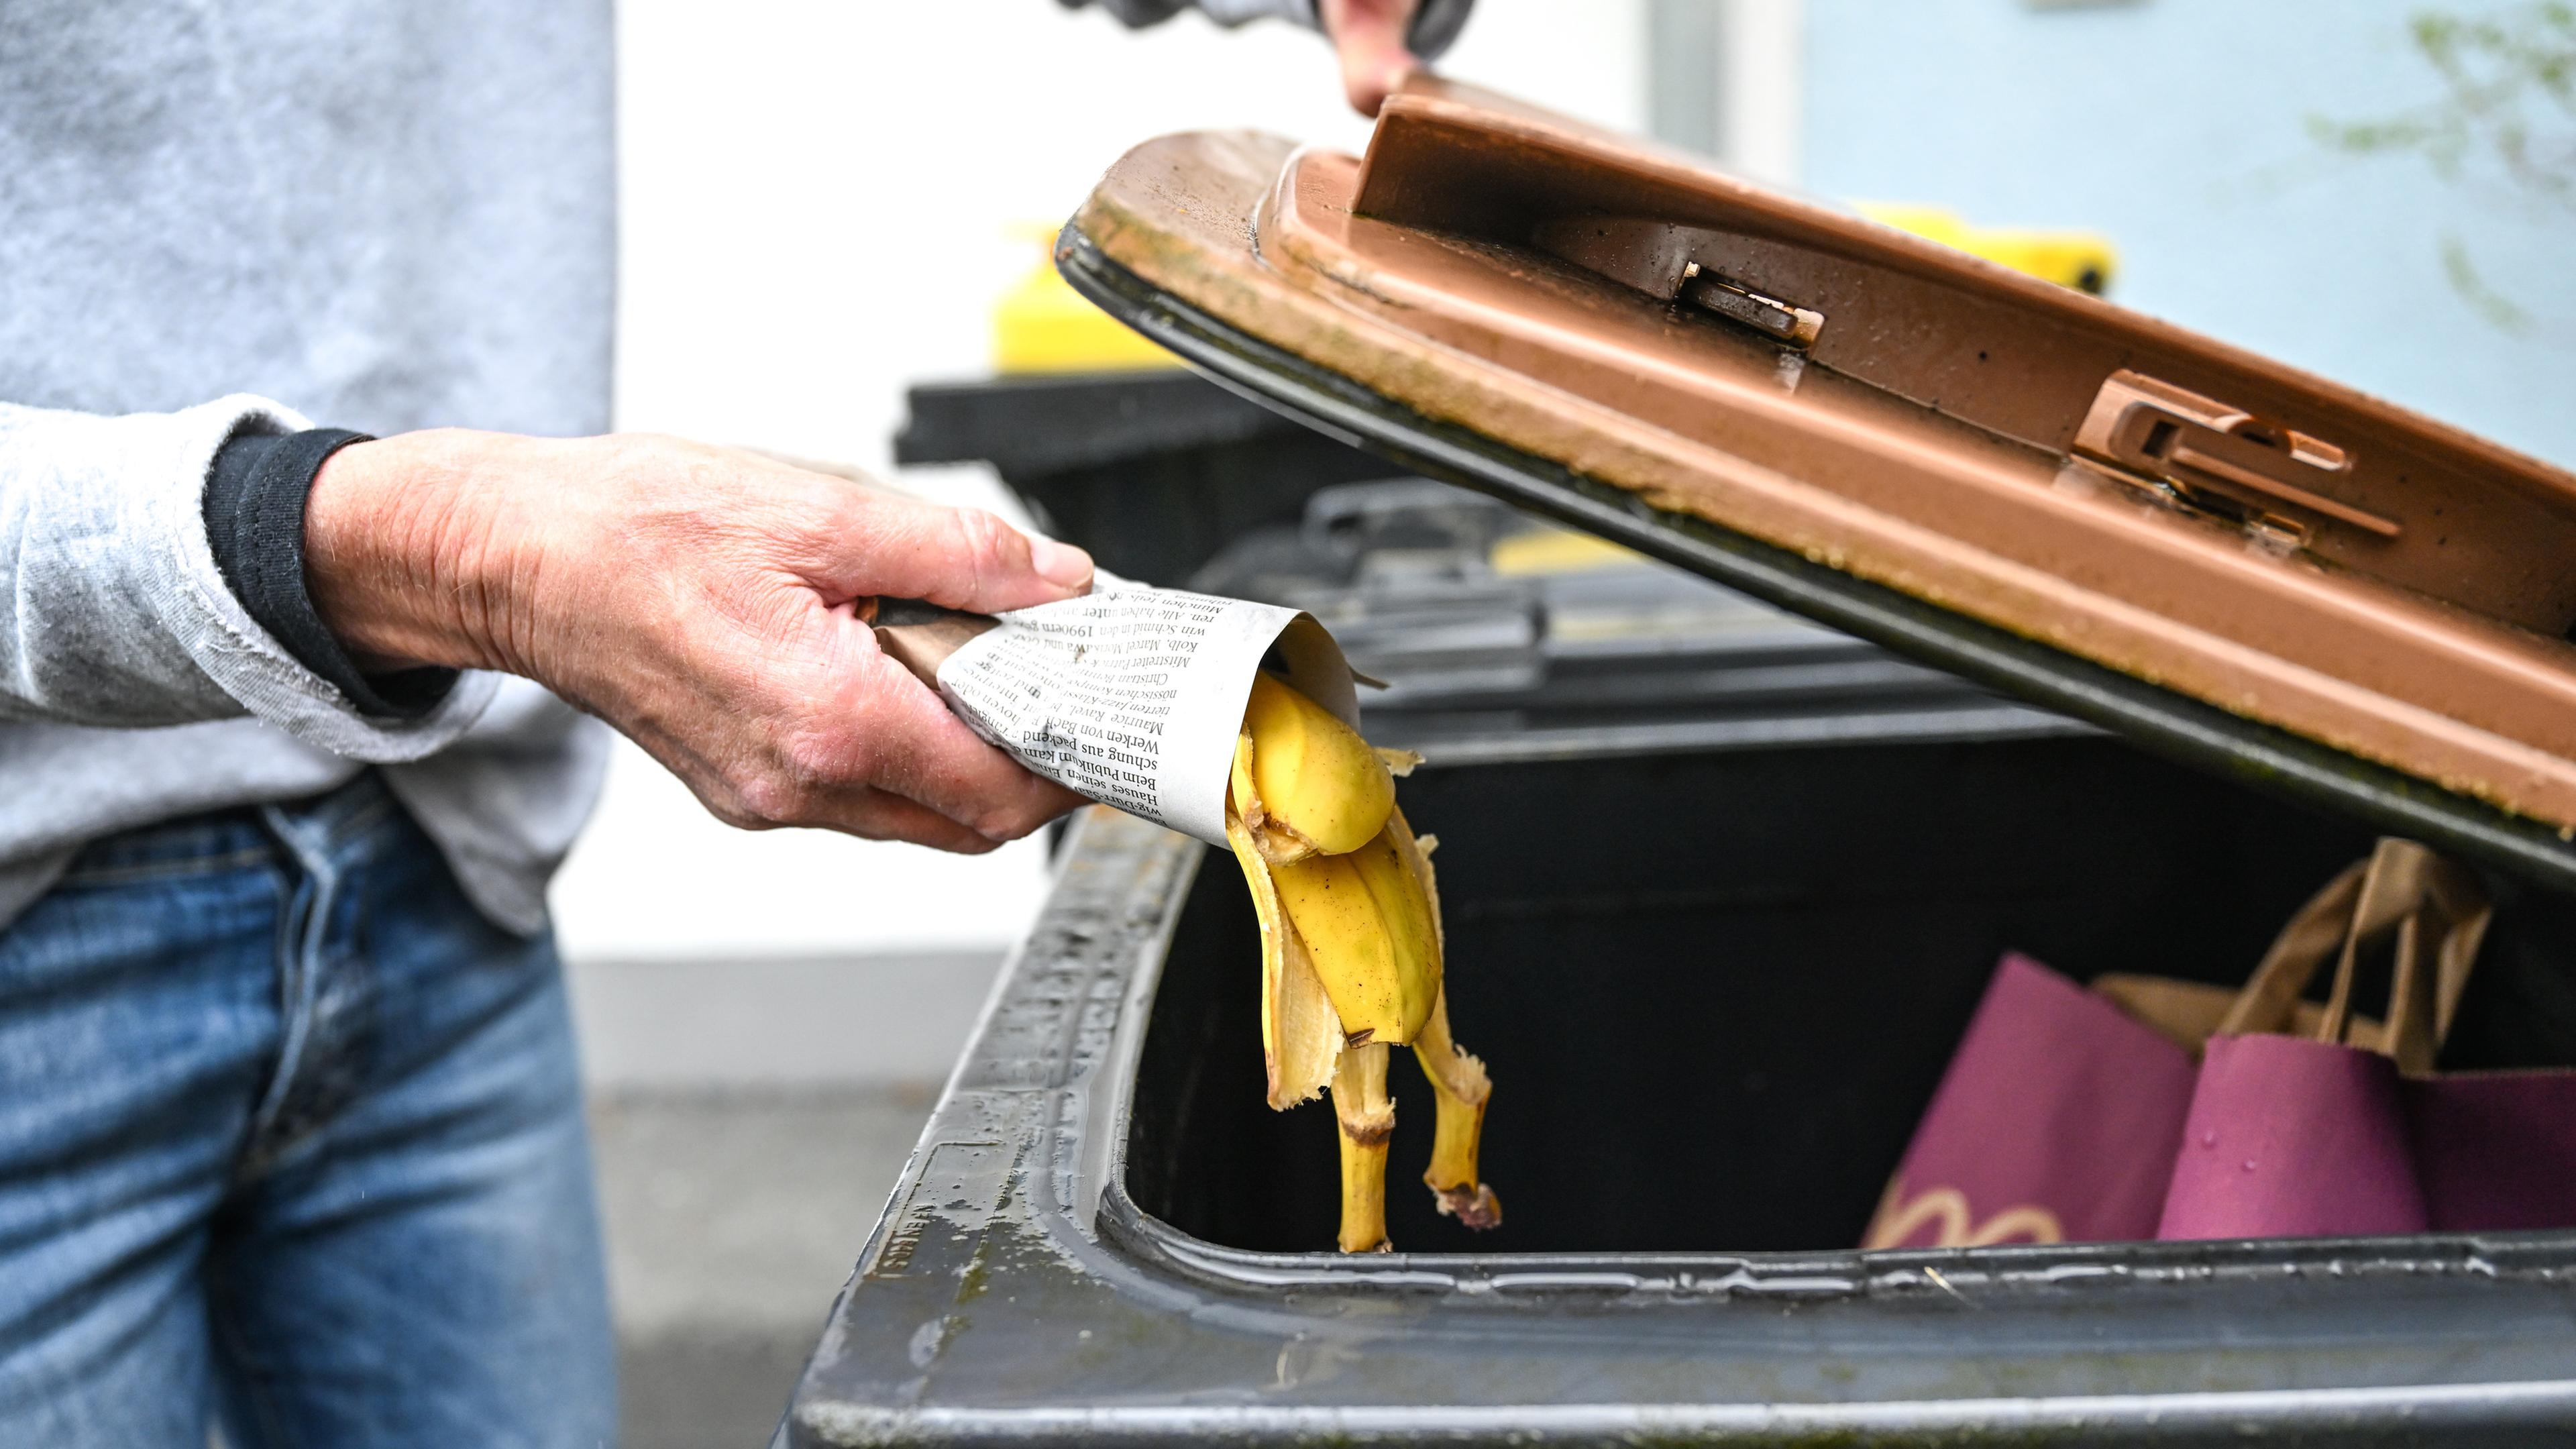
1330, 1040, 1395, 1252
1412, 991, 1501, 1230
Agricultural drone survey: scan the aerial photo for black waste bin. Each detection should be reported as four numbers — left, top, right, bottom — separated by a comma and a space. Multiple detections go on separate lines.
1190, 477, 2074, 757
895, 370, 1398, 586
783, 739, 2576, 1448
780, 499, 2576, 1447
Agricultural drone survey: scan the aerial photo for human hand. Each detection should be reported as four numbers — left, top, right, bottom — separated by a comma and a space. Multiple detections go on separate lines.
1320, 0, 1424, 116
303, 430, 1093, 853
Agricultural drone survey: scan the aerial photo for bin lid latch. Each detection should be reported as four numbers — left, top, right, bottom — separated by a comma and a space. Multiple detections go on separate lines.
1531, 215, 1825, 352
2073, 370, 2397, 547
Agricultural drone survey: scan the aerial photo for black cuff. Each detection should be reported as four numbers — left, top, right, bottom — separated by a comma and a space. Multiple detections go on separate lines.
204, 427, 460, 720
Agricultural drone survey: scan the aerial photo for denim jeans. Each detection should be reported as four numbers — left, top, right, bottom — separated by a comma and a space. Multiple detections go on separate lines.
0, 773, 615, 1447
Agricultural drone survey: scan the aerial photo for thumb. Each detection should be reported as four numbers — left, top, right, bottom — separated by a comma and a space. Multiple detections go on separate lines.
831, 491, 1093, 615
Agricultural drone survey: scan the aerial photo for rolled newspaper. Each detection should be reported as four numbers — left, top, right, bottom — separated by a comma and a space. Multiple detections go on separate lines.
870, 583, 1362, 847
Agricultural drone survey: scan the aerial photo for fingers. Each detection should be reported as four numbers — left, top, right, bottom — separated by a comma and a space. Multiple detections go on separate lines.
721, 778, 1016, 855
824, 794, 1010, 855
1320, 0, 1422, 115
813, 777, 1085, 855
832, 648, 1086, 839
663, 716, 1043, 855
736, 636, 1082, 846
822, 488, 1093, 616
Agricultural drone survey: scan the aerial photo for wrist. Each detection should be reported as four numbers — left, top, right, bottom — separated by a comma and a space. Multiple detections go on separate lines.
304, 429, 527, 676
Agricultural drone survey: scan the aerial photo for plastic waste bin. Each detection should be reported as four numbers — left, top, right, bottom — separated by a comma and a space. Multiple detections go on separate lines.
895, 370, 1395, 586
782, 81, 2576, 1446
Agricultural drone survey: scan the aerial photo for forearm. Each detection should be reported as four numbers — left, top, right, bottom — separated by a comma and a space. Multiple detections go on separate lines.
0, 396, 494, 753
303, 428, 533, 680
0, 396, 291, 727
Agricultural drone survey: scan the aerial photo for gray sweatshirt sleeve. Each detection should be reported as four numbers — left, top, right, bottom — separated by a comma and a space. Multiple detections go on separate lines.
0, 394, 498, 757
1059, 0, 1476, 58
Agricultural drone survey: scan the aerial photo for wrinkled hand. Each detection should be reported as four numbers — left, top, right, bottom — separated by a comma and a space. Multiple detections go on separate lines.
305, 430, 1093, 854
1320, 0, 1424, 115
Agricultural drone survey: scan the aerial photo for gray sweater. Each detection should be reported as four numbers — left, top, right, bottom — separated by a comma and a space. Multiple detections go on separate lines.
0, 0, 1464, 936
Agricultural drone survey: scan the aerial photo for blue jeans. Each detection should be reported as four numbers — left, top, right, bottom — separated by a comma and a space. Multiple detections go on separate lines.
0, 773, 615, 1447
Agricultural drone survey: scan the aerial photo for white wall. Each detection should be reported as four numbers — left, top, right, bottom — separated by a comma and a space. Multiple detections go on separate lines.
1715, 0, 1803, 186
554, 0, 1649, 965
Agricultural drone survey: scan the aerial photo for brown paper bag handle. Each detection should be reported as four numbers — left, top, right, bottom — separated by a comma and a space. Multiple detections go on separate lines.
2214, 839, 2491, 1073
2215, 857, 2365, 1040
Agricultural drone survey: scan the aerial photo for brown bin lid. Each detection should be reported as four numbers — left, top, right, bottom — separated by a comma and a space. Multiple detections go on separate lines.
1064, 78, 2576, 882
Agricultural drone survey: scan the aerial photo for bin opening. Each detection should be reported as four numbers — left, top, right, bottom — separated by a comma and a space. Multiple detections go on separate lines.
1123, 733, 2576, 1256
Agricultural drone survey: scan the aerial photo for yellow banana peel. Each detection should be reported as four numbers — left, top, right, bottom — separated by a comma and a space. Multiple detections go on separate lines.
1238, 672, 1395, 861
1269, 818, 1441, 1047
1227, 671, 1501, 1251
1331, 1042, 1395, 1252
1224, 793, 1340, 1110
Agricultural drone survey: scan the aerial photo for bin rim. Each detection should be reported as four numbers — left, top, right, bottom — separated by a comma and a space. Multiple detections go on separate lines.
787, 808, 2576, 1445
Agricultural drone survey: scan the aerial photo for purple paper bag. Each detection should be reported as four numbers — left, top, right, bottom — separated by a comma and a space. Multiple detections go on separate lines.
2156, 1032, 2428, 1240
1875, 842, 2576, 1251
2408, 1071, 2576, 1232
1864, 953, 2200, 1249
2155, 839, 2576, 1239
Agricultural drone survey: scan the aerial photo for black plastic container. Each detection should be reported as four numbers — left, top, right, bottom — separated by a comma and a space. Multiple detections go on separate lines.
1191, 478, 2079, 761
895, 370, 1396, 586
780, 205, 2576, 1449
784, 723, 2576, 1449
1132, 738, 2576, 1260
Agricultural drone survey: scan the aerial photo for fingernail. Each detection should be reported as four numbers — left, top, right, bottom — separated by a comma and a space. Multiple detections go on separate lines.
1030, 535, 1094, 590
